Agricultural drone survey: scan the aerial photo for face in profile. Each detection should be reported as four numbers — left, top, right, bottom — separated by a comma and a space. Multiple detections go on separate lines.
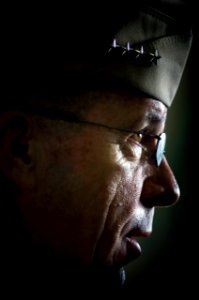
0, 90, 180, 285
4, 91, 178, 270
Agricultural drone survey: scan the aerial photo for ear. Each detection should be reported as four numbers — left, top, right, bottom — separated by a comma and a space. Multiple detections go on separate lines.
0, 111, 35, 187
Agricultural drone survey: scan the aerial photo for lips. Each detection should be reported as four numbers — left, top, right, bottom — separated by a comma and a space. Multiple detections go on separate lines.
126, 236, 142, 259
122, 230, 151, 265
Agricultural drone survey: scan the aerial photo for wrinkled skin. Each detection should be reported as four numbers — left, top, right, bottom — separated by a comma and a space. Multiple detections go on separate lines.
0, 91, 180, 292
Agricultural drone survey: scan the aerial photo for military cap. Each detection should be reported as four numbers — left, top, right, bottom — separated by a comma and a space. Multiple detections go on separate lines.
1, 0, 193, 108
102, 4, 193, 107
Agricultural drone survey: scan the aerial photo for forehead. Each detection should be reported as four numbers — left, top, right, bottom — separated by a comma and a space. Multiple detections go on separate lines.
84, 90, 167, 126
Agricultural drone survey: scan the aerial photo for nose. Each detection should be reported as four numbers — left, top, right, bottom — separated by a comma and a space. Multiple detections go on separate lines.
140, 157, 180, 208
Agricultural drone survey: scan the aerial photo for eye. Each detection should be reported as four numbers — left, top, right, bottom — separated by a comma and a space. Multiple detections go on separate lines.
130, 132, 143, 142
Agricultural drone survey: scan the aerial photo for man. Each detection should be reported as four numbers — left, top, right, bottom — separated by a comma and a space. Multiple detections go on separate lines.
0, 0, 193, 296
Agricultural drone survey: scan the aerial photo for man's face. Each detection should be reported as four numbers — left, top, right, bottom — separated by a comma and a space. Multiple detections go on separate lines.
19, 91, 179, 269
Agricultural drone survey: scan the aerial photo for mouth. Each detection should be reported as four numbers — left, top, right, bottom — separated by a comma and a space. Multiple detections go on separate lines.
123, 230, 151, 265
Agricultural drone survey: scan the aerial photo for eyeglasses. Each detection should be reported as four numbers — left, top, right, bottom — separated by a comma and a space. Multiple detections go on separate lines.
64, 118, 166, 167
26, 106, 166, 167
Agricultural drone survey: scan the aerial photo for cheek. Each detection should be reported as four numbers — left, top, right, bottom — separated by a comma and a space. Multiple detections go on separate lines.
30, 131, 144, 266
107, 144, 144, 221
104, 164, 143, 231
29, 135, 125, 264
63, 137, 144, 243
92, 163, 144, 265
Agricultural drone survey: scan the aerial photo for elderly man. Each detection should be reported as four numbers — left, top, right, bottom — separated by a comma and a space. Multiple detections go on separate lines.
0, 0, 193, 296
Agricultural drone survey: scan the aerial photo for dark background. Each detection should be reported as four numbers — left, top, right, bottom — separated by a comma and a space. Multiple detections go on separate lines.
123, 10, 198, 297
1, 1, 197, 297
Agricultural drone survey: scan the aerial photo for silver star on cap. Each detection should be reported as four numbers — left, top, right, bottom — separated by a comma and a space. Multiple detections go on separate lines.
121, 42, 132, 55
150, 49, 161, 65
108, 39, 120, 53
132, 45, 144, 59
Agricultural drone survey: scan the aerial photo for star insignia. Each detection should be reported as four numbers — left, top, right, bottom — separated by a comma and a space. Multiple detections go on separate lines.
107, 39, 161, 66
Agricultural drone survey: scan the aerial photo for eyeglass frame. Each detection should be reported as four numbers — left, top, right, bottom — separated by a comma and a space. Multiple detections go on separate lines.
23, 106, 166, 167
